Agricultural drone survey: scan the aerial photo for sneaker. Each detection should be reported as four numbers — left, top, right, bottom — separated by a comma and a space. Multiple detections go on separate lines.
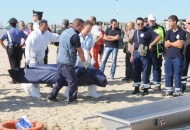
47, 95, 59, 102
173, 90, 182, 97
154, 86, 161, 91
162, 91, 173, 96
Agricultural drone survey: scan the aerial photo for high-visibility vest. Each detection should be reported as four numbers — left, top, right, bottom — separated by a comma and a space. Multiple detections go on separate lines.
154, 26, 165, 58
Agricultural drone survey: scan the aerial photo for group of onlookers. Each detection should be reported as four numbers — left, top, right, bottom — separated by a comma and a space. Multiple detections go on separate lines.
0, 11, 190, 104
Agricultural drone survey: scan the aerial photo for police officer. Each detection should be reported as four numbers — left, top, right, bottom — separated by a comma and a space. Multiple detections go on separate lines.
164, 15, 186, 96
180, 18, 190, 93
32, 10, 43, 31
32, 10, 49, 64
181, 18, 190, 92
0, 18, 27, 83
148, 14, 165, 90
130, 17, 161, 95
47, 18, 86, 104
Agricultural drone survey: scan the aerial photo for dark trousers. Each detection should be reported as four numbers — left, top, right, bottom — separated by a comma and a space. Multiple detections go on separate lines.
133, 50, 150, 88
125, 53, 133, 80
44, 47, 49, 64
181, 57, 190, 88
7, 47, 22, 68
149, 51, 162, 84
50, 64, 78, 101
165, 57, 183, 91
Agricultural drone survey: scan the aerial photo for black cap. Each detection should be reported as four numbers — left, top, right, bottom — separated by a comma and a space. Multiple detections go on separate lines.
33, 10, 43, 16
8, 18, 18, 24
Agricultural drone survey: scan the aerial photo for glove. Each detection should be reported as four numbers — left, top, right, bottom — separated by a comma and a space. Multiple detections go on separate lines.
91, 58, 96, 65
83, 62, 89, 69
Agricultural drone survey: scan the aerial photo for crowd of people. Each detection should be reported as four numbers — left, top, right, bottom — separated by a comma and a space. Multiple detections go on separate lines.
0, 10, 190, 104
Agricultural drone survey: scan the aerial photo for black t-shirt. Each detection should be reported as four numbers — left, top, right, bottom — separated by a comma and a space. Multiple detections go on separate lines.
183, 31, 190, 58
133, 27, 158, 49
70, 34, 81, 48
165, 27, 186, 58
105, 27, 121, 48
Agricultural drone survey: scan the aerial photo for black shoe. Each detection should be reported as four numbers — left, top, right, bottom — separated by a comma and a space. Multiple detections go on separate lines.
9, 80, 17, 84
122, 77, 127, 81
132, 87, 140, 94
181, 86, 186, 93
142, 88, 149, 96
68, 99, 78, 104
45, 83, 53, 88
126, 80, 132, 83
47, 95, 59, 102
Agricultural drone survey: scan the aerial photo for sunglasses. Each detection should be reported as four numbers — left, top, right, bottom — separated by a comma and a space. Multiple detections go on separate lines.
137, 23, 143, 26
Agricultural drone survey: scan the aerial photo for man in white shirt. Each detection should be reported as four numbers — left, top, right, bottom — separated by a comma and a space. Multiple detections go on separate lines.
23, 19, 60, 97
89, 16, 103, 67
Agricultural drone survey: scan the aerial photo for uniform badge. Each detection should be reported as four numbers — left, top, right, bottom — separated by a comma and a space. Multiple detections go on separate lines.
176, 34, 180, 39
140, 33, 144, 37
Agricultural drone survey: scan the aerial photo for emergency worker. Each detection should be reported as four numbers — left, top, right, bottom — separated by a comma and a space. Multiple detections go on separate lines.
164, 15, 186, 96
130, 17, 161, 95
148, 14, 165, 90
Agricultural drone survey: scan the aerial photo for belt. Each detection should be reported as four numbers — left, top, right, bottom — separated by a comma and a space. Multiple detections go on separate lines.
7, 46, 13, 48
7, 45, 21, 48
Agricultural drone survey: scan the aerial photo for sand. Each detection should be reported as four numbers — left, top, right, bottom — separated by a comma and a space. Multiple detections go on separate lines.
0, 43, 189, 130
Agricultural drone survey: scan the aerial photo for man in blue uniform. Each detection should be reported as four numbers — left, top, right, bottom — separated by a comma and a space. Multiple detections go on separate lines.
164, 15, 186, 96
0, 18, 27, 83
148, 14, 165, 90
181, 17, 190, 93
130, 17, 161, 95
47, 18, 86, 104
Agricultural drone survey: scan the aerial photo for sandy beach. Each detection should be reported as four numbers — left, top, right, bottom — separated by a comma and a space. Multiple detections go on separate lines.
0, 43, 189, 130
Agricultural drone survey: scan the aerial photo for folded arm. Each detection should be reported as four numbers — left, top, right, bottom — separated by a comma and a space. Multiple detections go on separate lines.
165, 40, 184, 49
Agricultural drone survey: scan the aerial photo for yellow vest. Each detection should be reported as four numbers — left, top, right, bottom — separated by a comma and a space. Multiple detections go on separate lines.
153, 25, 165, 58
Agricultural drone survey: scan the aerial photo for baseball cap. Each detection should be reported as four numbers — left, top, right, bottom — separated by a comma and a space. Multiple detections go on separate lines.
148, 14, 156, 20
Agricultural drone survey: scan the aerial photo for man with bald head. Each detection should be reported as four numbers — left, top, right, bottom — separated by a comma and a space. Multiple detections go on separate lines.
47, 18, 86, 103
122, 22, 135, 82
